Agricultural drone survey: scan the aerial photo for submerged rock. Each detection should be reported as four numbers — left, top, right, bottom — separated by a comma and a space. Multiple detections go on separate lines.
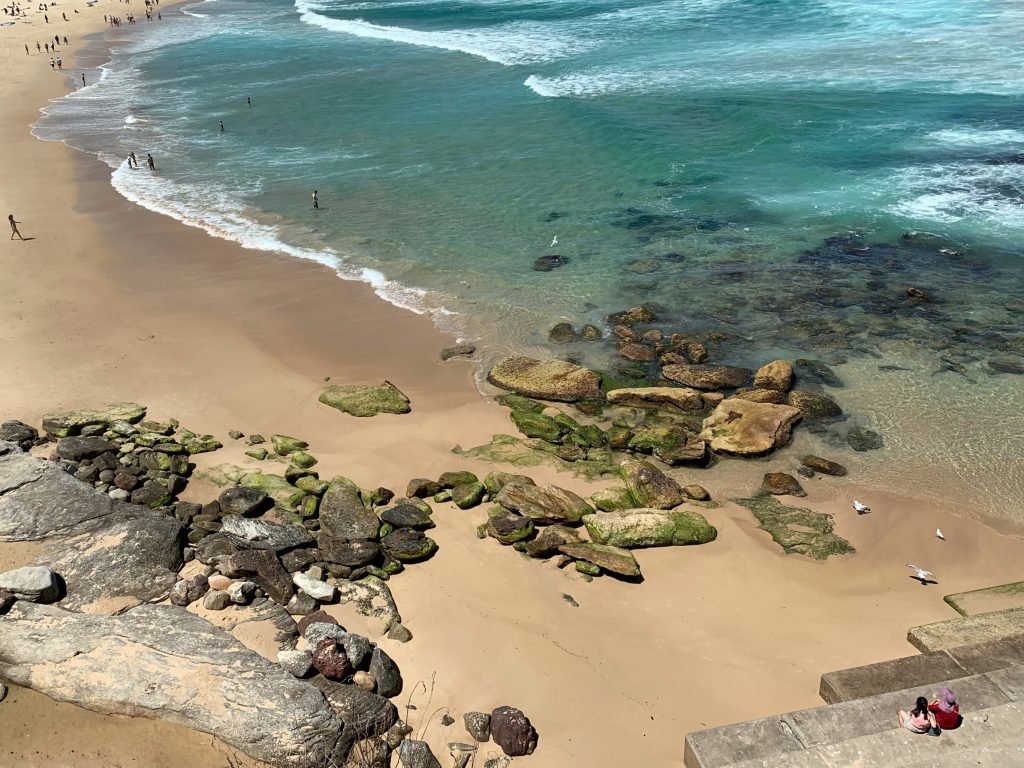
319, 382, 411, 417
847, 426, 884, 452
440, 344, 476, 361
584, 508, 717, 548
605, 306, 656, 325
801, 455, 847, 476
794, 359, 843, 387
548, 322, 578, 343
662, 364, 752, 391
700, 398, 801, 456
787, 390, 843, 421
487, 356, 603, 403
760, 472, 806, 497
533, 254, 567, 272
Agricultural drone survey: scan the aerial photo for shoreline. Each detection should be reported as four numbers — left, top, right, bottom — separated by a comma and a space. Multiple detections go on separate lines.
2, 2, 1024, 767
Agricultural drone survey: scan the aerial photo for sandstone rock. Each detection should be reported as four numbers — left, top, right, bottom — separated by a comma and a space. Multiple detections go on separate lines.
319, 382, 411, 417
0, 602, 350, 766
700, 398, 801, 456
278, 648, 313, 678
761, 472, 806, 497
627, 425, 706, 465
605, 306, 656, 325
754, 360, 794, 391
312, 638, 353, 680
42, 403, 146, 438
0, 566, 60, 603
579, 324, 602, 340
787, 390, 843, 421
620, 459, 683, 509
524, 525, 580, 558
486, 513, 534, 545
0, 421, 38, 451
558, 542, 640, 578
482, 471, 536, 495
220, 515, 313, 552
613, 325, 640, 341
218, 486, 269, 517
591, 487, 635, 512
490, 706, 537, 757
606, 386, 706, 413
548, 322, 578, 343
682, 484, 710, 501
380, 504, 435, 530
319, 536, 380, 567
464, 711, 491, 742
170, 574, 209, 607
495, 483, 592, 524
584, 508, 716, 548
223, 550, 293, 605
486, 357, 603, 403
618, 343, 656, 362
398, 740, 441, 768
320, 477, 380, 541
662, 364, 751, 391
294, 571, 337, 602
202, 589, 231, 610
369, 647, 403, 698
440, 344, 477, 361
733, 388, 787, 404
801, 455, 847, 476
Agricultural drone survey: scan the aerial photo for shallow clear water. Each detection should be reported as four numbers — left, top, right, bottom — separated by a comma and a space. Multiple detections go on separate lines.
35, 0, 1024, 518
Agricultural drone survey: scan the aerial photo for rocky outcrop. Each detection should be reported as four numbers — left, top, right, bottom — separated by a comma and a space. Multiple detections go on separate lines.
620, 459, 683, 509
320, 478, 381, 541
700, 398, 801, 456
495, 483, 593, 525
584, 508, 717, 548
627, 425, 706, 465
661, 364, 752, 391
487, 357, 603, 403
319, 382, 412, 417
41, 402, 146, 438
605, 386, 708, 413
0, 602, 351, 767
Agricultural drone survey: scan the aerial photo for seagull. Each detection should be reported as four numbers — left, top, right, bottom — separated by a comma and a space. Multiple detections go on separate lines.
852, 500, 870, 514
936, 528, 945, 540
906, 564, 936, 584
550, 235, 558, 248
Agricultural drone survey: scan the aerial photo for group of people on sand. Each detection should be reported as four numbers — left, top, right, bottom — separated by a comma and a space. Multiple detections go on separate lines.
125, 152, 156, 171
898, 688, 960, 736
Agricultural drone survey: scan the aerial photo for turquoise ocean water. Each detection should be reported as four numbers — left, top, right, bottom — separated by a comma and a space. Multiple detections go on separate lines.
37, 0, 1024, 515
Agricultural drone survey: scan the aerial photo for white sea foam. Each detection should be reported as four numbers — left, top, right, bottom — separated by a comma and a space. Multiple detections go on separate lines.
294, 0, 590, 65
925, 127, 1024, 149
887, 162, 1024, 232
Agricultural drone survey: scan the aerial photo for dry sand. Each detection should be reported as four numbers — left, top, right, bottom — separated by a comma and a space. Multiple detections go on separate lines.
1, 3, 1024, 767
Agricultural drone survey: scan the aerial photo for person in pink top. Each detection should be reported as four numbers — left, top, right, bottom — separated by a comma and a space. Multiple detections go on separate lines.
898, 696, 938, 735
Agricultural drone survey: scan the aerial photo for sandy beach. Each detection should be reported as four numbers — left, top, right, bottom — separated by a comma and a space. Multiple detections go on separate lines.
2, 2, 1024, 766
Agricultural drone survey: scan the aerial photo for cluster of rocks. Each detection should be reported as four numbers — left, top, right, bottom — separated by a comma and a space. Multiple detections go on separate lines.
477, 460, 717, 580
2, 404, 220, 513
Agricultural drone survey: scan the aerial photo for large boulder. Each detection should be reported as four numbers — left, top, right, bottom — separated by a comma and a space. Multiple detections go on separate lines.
787, 390, 843, 421
495, 483, 593, 525
584, 509, 716, 548
490, 706, 538, 757
41, 403, 146, 438
0, 565, 60, 602
220, 515, 313, 552
661, 364, 752, 391
320, 477, 381, 541
627, 426, 706, 465
700, 398, 801, 456
606, 386, 708, 413
218, 486, 270, 517
319, 382, 411, 417
754, 360, 794, 391
0, 602, 350, 766
620, 459, 683, 509
487, 357, 603, 403
55, 436, 119, 462
558, 542, 641, 578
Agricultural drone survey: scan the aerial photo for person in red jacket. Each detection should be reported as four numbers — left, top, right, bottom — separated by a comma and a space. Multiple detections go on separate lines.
929, 687, 961, 731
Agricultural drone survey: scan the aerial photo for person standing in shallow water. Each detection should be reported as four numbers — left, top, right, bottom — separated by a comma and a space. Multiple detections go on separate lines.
246, 96, 251, 107
9, 214, 25, 240
147, 153, 155, 170
219, 120, 224, 132
312, 190, 319, 210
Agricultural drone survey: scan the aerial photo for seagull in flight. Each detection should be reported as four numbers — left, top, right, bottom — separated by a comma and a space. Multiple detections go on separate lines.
936, 528, 945, 540
852, 500, 870, 514
550, 235, 558, 248
906, 564, 936, 584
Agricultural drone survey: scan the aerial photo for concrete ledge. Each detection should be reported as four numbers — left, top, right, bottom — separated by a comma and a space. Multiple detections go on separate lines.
683, 715, 802, 768
944, 581, 1024, 617
819, 651, 964, 704
908, 608, 1024, 652
948, 633, 1024, 675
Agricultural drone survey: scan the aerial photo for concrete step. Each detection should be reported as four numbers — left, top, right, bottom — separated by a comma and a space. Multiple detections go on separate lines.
944, 581, 1024, 617
683, 665, 1024, 768
820, 633, 1024, 703
908, 607, 1024, 652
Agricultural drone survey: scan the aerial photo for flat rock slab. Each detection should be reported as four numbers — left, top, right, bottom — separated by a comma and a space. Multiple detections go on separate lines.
41, 402, 146, 438
944, 582, 1024, 617
487, 356, 603, 403
908, 607, 1024, 652
220, 515, 313, 553
584, 508, 717, 548
700, 398, 801, 456
0, 602, 349, 767
319, 381, 411, 417
606, 386, 709, 413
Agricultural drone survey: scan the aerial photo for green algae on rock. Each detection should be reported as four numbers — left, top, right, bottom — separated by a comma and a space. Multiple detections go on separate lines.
453, 434, 619, 479
271, 435, 308, 456
584, 508, 717, 548
42, 402, 147, 438
558, 542, 640, 578
319, 381, 411, 417
733, 493, 854, 560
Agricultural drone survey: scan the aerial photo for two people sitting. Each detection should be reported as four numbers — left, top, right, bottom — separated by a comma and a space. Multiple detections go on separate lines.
897, 688, 960, 736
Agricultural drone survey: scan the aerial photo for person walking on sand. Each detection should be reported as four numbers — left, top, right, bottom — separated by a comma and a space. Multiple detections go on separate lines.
147, 153, 155, 170
312, 190, 319, 210
9, 214, 25, 240
49, 57, 54, 69
56, 56, 62, 70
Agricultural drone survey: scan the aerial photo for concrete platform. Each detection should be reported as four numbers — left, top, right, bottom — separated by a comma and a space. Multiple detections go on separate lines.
820, 633, 1024, 703
908, 607, 1024, 652
944, 581, 1024, 617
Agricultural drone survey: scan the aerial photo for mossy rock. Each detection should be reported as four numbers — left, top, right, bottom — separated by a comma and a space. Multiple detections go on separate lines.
319, 381, 411, 417
559, 542, 640, 578
627, 425, 706, 465
184, 436, 222, 455
290, 451, 318, 469
847, 426, 884, 452
296, 494, 320, 518
245, 448, 268, 461
433, 489, 453, 503
584, 508, 717, 548
271, 435, 308, 456
438, 470, 479, 488
483, 470, 536, 495
380, 504, 435, 531
239, 472, 301, 508
452, 481, 486, 510
381, 529, 438, 562
511, 410, 564, 443
575, 561, 601, 576
496, 394, 545, 413
733, 493, 854, 560
285, 465, 318, 484
591, 487, 635, 512
606, 426, 633, 450
487, 513, 535, 545
454, 434, 619, 480
395, 496, 432, 515
42, 402, 147, 438
296, 475, 329, 496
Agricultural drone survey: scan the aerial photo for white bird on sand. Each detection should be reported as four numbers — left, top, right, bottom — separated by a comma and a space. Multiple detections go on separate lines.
550, 235, 558, 248
906, 564, 936, 584
853, 500, 870, 514
936, 528, 945, 540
